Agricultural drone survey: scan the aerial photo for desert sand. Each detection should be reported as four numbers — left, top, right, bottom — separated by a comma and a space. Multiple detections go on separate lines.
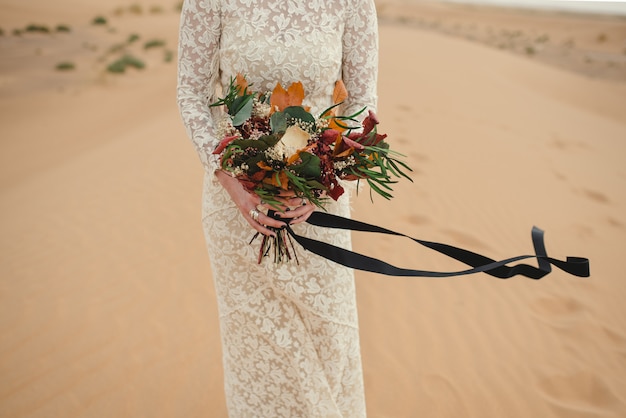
1, 1, 625, 417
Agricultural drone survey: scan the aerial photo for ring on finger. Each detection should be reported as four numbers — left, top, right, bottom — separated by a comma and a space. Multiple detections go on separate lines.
249, 208, 260, 222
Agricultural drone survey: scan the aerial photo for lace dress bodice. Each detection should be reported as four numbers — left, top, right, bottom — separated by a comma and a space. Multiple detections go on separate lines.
177, 0, 378, 174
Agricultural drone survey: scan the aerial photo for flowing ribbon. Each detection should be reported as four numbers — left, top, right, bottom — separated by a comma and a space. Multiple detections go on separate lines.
279, 212, 589, 279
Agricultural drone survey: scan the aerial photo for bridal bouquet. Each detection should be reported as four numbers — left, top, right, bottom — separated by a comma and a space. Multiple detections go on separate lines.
211, 74, 412, 262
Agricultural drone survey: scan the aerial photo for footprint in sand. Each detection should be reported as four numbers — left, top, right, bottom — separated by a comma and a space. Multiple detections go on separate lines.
582, 189, 610, 205
552, 170, 567, 182
607, 217, 624, 229
411, 152, 430, 163
537, 371, 621, 415
531, 295, 626, 363
530, 295, 585, 323
404, 214, 430, 226
395, 135, 409, 145
548, 137, 589, 151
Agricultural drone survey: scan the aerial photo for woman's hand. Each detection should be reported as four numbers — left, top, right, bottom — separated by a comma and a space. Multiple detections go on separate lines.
215, 170, 287, 236
274, 195, 317, 226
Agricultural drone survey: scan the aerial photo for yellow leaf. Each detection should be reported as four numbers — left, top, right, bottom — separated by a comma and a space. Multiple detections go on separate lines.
263, 170, 290, 190
257, 161, 273, 171
270, 81, 308, 114
278, 170, 289, 190
287, 151, 301, 165
333, 80, 348, 104
235, 73, 248, 96
286, 82, 305, 107
328, 117, 347, 133
270, 82, 289, 113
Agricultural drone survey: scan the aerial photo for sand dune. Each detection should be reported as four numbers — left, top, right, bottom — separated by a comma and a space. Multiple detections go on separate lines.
1, 1, 625, 417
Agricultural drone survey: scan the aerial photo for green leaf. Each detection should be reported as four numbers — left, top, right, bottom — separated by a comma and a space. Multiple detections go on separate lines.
231, 138, 270, 150
318, 102, 342, 118
305, 180, 328, 190
270, 112, 287, 133
284, 106, 315, 124
388, 159, 414, 181
289, 152, 321, 178
259, 134, 281, 148
231, 96, 253, 126
367, 180, 393, 200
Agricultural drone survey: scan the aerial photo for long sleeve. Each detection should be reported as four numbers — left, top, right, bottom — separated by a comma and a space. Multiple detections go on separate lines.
342, 0, 379, 118
177, 0, 222, 174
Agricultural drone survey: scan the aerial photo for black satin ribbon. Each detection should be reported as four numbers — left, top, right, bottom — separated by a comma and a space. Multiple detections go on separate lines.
279, 211, 589, 279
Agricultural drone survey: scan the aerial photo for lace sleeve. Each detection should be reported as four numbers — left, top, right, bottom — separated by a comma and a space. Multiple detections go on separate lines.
177, 0, 222, 174
342, 0, 379, 119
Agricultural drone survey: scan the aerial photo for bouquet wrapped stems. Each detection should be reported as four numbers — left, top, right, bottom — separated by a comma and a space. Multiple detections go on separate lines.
250, 220, 300, 264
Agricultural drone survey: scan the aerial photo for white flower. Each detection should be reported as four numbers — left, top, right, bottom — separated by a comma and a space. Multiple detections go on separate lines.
252, 99, 271, 118
278, 125, 310, 156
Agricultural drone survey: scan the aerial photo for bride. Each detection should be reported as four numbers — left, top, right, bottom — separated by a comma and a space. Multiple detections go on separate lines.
177, 0, 379, 416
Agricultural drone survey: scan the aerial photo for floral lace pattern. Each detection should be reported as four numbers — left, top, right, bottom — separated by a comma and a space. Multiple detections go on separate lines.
177, 0, 378, 416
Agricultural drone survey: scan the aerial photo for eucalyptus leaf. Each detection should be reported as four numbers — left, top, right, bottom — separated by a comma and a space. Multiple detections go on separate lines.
284, 106, 315, 124
259, 134, 281, 148
245, 154, 268, 174
305, 180, 328, 190
232, 138, 270, 150
270, 112, 287, 133
232, 97, 254, 126
289, 152, 321, 178
229, 94, 252, 115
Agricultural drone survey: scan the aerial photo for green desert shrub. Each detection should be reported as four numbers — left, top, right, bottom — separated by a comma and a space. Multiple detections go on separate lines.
56, 24, 71, 33
25, 24, 50, 33
164, 49, 174, 62
107, 54, 145, 73
144, 39, 166, 49
92, 16, 107, 25
56, 61, 76, 71
127, 33, 140, 44
129, 4, 143, 14
150, 5, 164, 14
107, 42, 126, 54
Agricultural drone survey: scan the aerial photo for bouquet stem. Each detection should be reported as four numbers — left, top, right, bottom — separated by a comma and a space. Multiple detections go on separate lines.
250, 223, 300, 265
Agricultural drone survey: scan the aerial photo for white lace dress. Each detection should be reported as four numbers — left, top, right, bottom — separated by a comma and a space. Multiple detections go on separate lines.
177, 1, 378, 416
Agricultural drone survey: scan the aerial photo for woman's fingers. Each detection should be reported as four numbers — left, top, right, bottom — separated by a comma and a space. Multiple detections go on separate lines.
276, 201, 316, 225
283, 196, 308, 207
215, 170, 287, 236
246, 207, 286, 236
